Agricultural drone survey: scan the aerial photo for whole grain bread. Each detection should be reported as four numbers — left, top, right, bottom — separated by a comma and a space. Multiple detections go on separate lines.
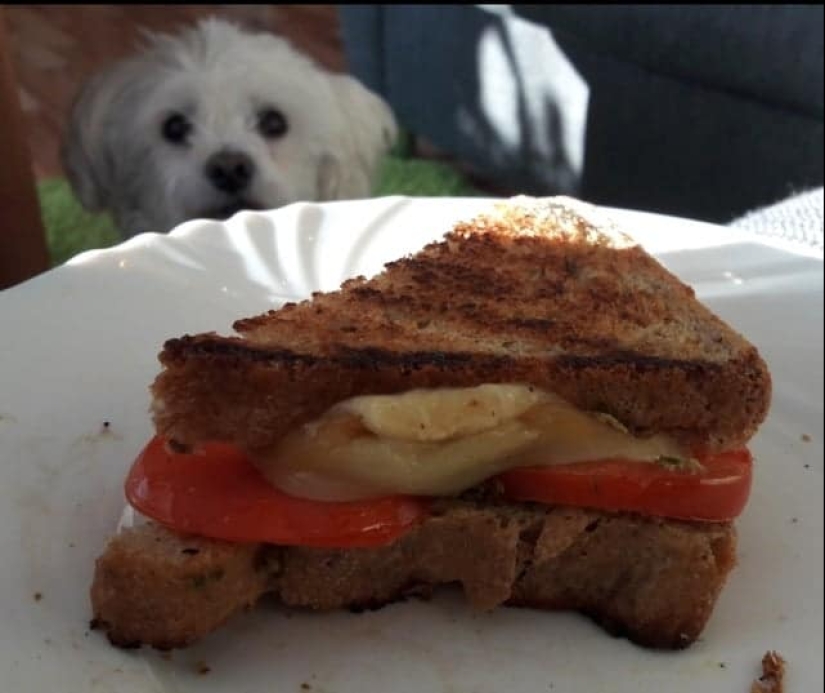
91, 500, 737, 651
151, 196, 770, 456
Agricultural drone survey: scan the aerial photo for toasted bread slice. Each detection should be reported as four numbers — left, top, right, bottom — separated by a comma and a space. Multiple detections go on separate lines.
151, 196, 770, 454
91, 501, 736, 650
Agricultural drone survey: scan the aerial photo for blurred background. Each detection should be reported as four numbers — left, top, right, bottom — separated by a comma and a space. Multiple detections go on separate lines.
1, 5, 822, 287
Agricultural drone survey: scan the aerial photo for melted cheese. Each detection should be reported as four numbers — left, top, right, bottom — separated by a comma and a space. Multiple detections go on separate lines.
341, 384, 544, 442
256, 384, 686, 501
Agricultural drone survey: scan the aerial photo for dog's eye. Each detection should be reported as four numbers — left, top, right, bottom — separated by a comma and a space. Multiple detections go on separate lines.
161, 113, 192, 145
257, 108, 288, 139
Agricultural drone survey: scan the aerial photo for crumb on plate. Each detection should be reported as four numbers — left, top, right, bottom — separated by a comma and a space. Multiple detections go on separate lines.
750, 650, 785, 693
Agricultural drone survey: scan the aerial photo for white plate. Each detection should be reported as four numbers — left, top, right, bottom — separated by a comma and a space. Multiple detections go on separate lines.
1, 196, 822, 692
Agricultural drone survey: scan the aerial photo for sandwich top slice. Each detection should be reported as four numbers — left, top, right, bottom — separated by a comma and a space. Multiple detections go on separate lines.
92, 196, 771, 652
151, 195, 769, 467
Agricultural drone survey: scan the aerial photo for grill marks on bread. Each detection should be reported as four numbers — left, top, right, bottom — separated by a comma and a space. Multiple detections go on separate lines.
153, 197, 771, 453
233, 217, 725, 362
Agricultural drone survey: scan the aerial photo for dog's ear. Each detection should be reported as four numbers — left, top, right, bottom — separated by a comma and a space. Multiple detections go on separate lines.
319, 74, 398, 200
61, 57, 149, 212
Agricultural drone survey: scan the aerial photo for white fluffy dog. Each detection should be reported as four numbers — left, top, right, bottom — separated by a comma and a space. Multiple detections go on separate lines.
62, 18, 398, 237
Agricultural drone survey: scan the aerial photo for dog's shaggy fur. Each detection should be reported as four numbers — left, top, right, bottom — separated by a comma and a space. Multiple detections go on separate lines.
62, 18, 397, 237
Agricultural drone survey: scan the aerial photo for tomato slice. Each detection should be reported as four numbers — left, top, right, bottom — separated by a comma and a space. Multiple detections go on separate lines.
126, 437, 752, 549
496, 449, 753, 522
125, 436, 429, 548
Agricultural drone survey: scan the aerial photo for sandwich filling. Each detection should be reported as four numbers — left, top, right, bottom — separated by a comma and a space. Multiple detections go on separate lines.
256, 384, 690, 501
127, 387, 752, 548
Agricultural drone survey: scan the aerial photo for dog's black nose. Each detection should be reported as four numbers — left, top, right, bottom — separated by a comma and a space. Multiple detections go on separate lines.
204, 151, 255, 194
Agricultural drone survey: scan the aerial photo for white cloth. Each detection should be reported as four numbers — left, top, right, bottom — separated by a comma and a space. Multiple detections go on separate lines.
730, 187, 824, 251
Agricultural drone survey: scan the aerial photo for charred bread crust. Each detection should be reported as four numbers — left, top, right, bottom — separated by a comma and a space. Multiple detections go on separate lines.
151, 196, 771, 454
91, 502, 736, 651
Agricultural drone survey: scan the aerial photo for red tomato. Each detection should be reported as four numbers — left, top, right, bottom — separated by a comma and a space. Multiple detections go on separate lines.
125, 436, 429, 548
496, 449, 753, 522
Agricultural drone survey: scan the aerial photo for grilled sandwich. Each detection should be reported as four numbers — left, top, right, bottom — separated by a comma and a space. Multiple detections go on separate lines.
91, 196, 771, 651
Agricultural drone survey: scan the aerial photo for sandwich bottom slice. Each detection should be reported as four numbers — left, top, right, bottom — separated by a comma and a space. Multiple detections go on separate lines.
91, 498, 736, 651
90, 195, 768, 651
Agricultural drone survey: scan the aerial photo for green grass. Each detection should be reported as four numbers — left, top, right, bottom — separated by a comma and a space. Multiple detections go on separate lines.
374, 154, 481, 198
38, 178, 120, 266
38, 153, 481, 266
